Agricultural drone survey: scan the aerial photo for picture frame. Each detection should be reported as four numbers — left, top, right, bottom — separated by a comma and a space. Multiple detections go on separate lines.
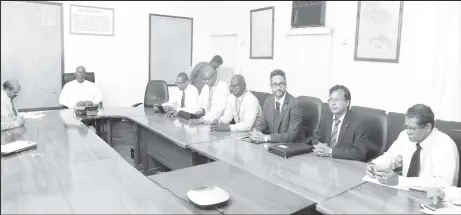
250, 6, 275, 59
70, 4, 114, 36
353, 1, 404, 63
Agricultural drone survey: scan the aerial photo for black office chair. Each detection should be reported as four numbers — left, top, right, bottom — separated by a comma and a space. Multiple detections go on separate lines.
387, 112, 406, 151
298, 96, 322, 138
61, 72, 101, 109
435, 120, 461, 134
250, 91, 271, 109
133, 80, 169, 107
351, 107, 389, 162
446, 129, 461, 186
351, 106, 386, 113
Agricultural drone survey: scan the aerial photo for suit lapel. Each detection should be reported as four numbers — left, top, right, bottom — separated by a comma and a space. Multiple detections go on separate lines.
275, 93, 291, 132
325, 116, 333, 144
336, 111, 351, 147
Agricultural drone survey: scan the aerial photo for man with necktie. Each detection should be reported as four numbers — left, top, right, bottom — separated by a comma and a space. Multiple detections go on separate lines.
1, 80, 25, 131
366, 104, 459, 188
307, 85, 369, 161
158, 73, 199, 117
250, 69, 304, 143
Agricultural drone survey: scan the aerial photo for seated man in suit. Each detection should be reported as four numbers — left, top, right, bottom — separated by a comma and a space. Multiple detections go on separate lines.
189, 66, 229, 125
250, 69, 304, 143
307, 85, 369, 161
210, 74, 262, 132
366, 104, 459, 188
59, 66, 103, 109
1, 80, 25, 131
189, 55, 223, 93
157, 73, 200, 117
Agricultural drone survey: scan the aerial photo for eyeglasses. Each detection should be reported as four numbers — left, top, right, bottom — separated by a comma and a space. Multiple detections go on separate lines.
175, 81, 186, 85
327, 98, 347, 103
271, 82, 286, 88
229, 85, 240, 91
403, 124, 426, 132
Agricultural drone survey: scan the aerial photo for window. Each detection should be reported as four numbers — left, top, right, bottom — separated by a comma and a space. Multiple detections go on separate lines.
291, 1, 326, 28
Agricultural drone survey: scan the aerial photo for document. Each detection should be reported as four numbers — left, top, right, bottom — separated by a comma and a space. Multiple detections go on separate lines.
19, 112, 45, 119
362, 175, 409, 191
421, 203, 461, 214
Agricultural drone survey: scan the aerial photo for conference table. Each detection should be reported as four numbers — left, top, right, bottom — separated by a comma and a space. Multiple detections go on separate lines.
1, 107, 433, 214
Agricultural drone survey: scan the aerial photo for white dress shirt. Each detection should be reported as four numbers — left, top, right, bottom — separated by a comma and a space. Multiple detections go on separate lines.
163, 84, 199, 113
1, 89, 20, 130
59, 80, 103, 109
199, 79, 230, 123
219, 90, 262, 132
371, 128, 459, 188
274, 92, 286, 113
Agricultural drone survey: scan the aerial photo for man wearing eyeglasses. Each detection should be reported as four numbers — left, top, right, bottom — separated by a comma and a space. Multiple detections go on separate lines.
158, 73, 199, 117
306, 85, 369, 161
1, 79, 25, 131
189, 66, 229, 125
366, 104, 459, 188
250, 69, 304, 143
210, 74, 262, 132
189, 55, 223, 94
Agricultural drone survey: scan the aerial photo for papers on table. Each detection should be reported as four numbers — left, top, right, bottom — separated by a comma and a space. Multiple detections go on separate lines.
362, 175, 409, 191
421, 203, 461, 214
19, 112, 45, 119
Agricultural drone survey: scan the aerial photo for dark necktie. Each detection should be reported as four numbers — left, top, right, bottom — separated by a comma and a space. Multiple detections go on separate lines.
407, 143, 422, 177
11, 99, 18, 117
180, 91, 185, 108
275, 101, 281, 120
330, 117, 341, 147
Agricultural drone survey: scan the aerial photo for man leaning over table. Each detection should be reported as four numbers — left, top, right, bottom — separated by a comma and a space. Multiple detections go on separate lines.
366, 104, 459, 188
1, 79, 25, 131
210, 74, 262, 132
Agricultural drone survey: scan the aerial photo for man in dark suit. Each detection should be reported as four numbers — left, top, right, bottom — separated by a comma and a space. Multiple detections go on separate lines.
250, 69, 304, 143
307, 85, 369, 161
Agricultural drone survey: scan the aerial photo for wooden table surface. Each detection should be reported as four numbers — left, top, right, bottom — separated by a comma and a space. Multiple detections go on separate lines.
148, 161, 314, 214
316, 182, 430, 214
189, 138, 367, 203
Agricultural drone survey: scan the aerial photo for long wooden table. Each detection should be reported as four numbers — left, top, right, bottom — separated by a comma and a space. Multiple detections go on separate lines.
2, 107, 436, 214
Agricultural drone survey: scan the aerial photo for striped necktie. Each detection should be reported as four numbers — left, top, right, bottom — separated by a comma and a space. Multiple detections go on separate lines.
330, 118, 341, 147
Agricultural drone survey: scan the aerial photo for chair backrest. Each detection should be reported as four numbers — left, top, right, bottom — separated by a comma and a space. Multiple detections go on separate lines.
351, 107, 389, 161
298, 96, 322, 138
446, 129, 461, 187
351, 105, 386, 113
250, 91, 271, 109
435, 120, 461, 134
387, 112, 406, 150
62, 72, 95, 87
144, 80, 169, 107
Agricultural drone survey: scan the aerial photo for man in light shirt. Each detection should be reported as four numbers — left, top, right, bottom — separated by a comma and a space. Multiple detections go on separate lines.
366, 104, 459, 188
157, 73, 199, 117
59, 66, 103, 109
189, 66, 229, 125
1, 80, 25, 131
210, 74, 262, 132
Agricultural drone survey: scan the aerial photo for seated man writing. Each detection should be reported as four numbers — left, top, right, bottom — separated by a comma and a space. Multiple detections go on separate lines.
210, 74, 262, 132
157, 73, 199, 117
366, 104, 459, 188
59, 66, 103, 109
1, 80, 25, 131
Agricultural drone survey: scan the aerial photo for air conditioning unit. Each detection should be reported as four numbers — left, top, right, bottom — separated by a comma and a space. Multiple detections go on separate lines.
291, 1, 326, 28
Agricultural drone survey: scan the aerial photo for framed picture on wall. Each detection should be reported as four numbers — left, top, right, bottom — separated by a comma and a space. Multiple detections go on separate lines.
250, 6, 275, 59
70, 4, 114, 36
354, 1, 404, 63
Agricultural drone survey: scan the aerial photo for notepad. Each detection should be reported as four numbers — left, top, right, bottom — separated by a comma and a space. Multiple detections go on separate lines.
362, 175, 409, 191
1, 140, 38, 155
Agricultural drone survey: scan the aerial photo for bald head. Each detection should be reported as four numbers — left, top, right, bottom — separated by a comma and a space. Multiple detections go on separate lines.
3, 79, 21, 99
229, 74, 247, 97
202, 66, 218, 87
75, 66, 87, 83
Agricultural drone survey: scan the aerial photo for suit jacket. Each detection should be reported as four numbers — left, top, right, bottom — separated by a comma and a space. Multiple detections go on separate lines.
256, 92, 305, 143
306, 110, 368, 161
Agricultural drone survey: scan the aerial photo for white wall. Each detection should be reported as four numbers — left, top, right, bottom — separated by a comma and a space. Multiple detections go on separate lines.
52, 1, 212, 107
205, 1, 461, 121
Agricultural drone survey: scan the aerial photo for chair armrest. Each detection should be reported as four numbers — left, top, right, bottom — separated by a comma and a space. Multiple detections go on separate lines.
132, 103, 143, 107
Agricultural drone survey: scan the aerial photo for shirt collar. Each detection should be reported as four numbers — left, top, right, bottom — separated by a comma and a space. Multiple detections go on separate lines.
333, 111, 347, 122
275, 92, 287, 105
418, 128, 438, 149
